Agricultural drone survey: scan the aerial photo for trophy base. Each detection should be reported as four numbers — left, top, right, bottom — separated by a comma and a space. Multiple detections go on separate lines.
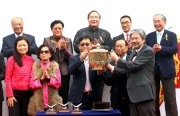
71, 111, 82, 114
45, 111, 57, 114
59, 109, 70, 112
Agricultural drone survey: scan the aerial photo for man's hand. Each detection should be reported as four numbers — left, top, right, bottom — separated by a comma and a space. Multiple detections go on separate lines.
110, 51, 119, 62
153, 44, 162, 53
94, 38, 99, 45
80, 51, 89, 60
106, 63, 113, 71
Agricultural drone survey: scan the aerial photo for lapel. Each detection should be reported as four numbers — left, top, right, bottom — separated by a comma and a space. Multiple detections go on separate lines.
78, 56, 86, 77
152, 31, 158, 44
160, 30, 167, 45
49, 36, 57, 51
136, 44, 146, 57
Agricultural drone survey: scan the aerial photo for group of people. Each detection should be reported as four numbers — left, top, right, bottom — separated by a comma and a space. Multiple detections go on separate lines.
0, 10, 178, 116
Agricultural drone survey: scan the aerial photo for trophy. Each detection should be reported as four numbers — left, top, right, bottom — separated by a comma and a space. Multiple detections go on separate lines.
45, 104, 57, 114
89, 43, 109, 70
59, 102, 70, 112
71, 103, 82, 114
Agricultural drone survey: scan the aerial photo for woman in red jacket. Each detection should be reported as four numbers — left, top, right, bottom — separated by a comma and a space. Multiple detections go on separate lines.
5, 36, 34, 116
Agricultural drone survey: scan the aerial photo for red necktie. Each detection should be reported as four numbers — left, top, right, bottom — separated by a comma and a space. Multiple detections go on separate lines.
126, 34, 129, 42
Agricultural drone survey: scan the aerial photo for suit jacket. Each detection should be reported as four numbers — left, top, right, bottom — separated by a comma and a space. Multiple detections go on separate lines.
117, 44, 155, 103
43, 36, 73, 76
113, 34, 132, 55
103, 55, 129, 108
68, 55, 102, 104
146, 30, 178, 78
0, 53, 5, 102
1, 33, 38, 59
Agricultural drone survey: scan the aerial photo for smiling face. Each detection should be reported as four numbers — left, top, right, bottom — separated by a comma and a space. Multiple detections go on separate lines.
115, 39, 128, 57
12, 17, 24, 35
120, 17, 132, 33
51, 23, 63, 38
16, 40, 28, 56
39, 46, 51, 62
131, 32, 145, 50
153, 14, 166, 32
88, 12, 100, 29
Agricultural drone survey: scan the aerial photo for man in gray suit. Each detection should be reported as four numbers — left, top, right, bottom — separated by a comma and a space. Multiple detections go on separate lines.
110, 29, 155, 116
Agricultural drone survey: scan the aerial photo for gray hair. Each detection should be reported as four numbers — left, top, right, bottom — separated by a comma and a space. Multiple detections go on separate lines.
153, 13, 166, 21
11, 17, 23, 25
130, 29, 146, 40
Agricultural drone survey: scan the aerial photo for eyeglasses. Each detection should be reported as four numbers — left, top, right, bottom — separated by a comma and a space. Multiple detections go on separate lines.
79, 43, 91, 47
121, 21, 130, 25
13, 23, 23, 27
40, 50, 50, 54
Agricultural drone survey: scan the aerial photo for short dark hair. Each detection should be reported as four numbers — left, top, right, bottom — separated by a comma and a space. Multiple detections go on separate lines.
50, 20, 64, 29
37, 44, 55, 61
115, 38, 128, 46
87, 10, 101, 19
120, 15, 132, 22
78, 36, 92, 44
13, 36, 30, 67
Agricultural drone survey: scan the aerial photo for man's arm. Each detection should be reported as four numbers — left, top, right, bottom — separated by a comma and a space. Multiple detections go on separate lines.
62, 38, 73, 59
28, 36, 38, 54
1, 38, 13, 58
117, 49, 154, 71
73, 31, 80, 54
160, 32, 178, 54
0, 54, 5, 81
68, 56, 83, 74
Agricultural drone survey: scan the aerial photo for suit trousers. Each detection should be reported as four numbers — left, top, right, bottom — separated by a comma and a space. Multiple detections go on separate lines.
129, 99, 155, 116
75, 92, 93, 110
155, 67, 178, 116
58, 74, 70, 104
0, 102, 2, 116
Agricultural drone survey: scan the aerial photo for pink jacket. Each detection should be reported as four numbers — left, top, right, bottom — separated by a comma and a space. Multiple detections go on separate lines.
5, 55, 34, 97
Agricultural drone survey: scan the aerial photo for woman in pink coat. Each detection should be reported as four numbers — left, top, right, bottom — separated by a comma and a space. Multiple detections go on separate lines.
5, 36, 34, 116
28, 44, 62, 115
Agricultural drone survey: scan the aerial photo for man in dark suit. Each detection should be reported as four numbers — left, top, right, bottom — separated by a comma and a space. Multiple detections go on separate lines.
43, 20, 73, 104
113, 15, 133, 55
68, 36, 102, 110
110, 29, 156, 116
103, 39, 130, 116
0, 53, 5, 116
1, 17, 37, 59
146, 14, 178, 116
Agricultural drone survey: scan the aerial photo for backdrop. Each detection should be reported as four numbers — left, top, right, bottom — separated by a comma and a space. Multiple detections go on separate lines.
0, 0, 179, 116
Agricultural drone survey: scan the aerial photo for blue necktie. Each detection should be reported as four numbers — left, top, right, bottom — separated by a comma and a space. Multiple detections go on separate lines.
157, 33, 161, 44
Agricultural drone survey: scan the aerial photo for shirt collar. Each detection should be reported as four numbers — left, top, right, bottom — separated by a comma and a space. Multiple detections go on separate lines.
88, 26, 99, 32
136, 44, 144, 53
122, 53, 127, 60
156, 29, 164, 35
123, 32, 131, 39
14, 32, 23, 38
40, 61, 50, 68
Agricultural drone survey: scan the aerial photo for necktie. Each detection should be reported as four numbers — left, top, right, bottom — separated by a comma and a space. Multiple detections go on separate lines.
84, 59, 91, 91
126, 34, 129, 42
157, 33, 161, 44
